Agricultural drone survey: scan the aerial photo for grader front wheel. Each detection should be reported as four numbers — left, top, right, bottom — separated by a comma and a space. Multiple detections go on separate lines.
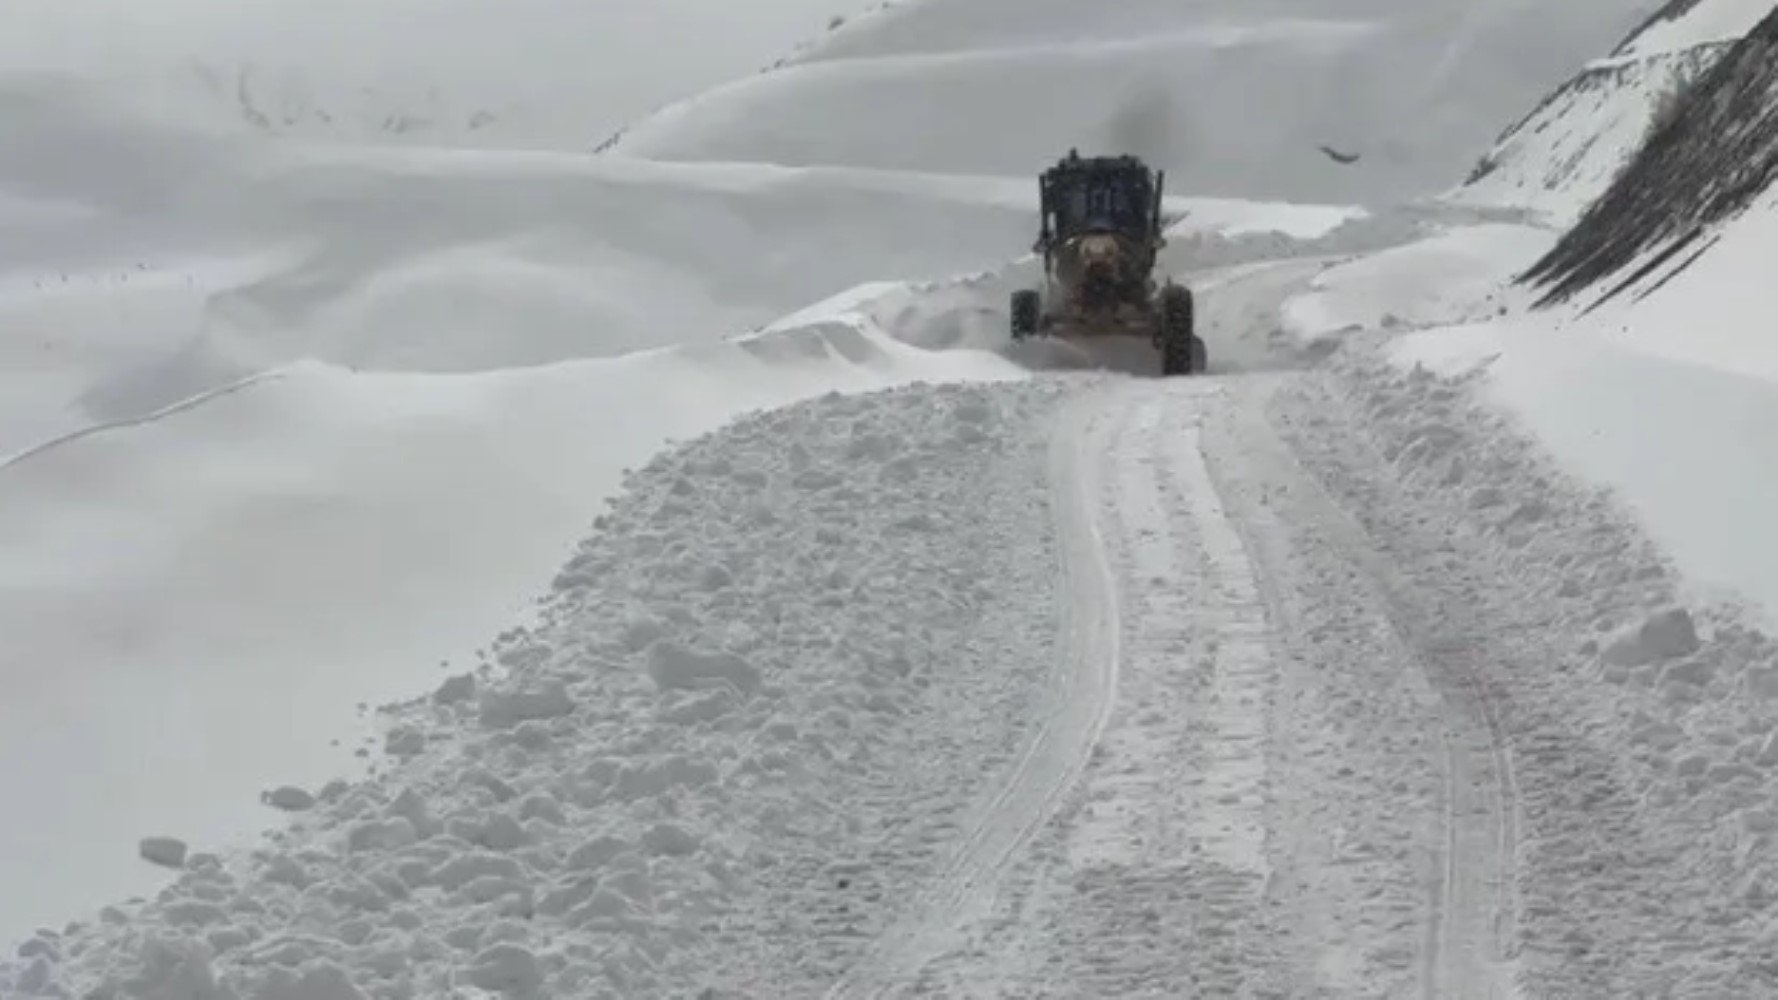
1010, 289, 1041, 341
1158, 284, 1201, 376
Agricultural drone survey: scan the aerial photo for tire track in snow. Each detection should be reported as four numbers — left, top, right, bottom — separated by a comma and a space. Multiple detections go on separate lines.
1044, 378, 1283, 996
827, 370, 1521, 997
905, 378, 1291, 998
822, 383, 1123, 999
1426, 649, 1523, 1000
1209, 375, 1521, 998
1149, 386, 1274, 884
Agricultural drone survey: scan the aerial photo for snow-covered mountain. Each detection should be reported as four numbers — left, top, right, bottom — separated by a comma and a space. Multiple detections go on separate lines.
7, 0, 1778, 995
0, 0, 879, 149
1447, 0, 1771, 222
1521, 1, 1778, 310
606, 0, 1651, 207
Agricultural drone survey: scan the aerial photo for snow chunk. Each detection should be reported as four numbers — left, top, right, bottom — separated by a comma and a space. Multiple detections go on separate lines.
109, 937, 227, 999
645, 641, 762, 693
139, 836, 188, 869
479, 682, 576, 729
434, 673, 477, 705
14, 955, 53, 994
1603, 607, 1703, 667
429, 853, 525, 891
262, 786, 317, 812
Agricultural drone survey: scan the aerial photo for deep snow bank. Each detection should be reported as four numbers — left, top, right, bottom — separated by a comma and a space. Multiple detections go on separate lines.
1282, 215, 1778, 625
1273, 348, 1778, 997
1391, 318, 1778, 624
0, 291, 1024, 950
1279, 223, 1550, 335
0, 378, 1067, 1000
607, 0, 1646, 207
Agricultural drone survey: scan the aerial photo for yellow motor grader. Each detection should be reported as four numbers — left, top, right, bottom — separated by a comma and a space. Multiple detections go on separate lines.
1010, 149, 1205, 375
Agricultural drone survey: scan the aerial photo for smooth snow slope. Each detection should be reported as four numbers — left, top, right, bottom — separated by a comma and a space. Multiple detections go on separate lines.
0, 0, 876, 149
608, 0, 1652, 207
0, 77, 1047, 451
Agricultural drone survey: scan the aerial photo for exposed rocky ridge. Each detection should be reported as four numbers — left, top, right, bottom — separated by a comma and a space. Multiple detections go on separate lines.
1519, 5, 1778, 307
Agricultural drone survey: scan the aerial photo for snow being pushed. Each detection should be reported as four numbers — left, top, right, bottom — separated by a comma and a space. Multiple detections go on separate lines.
4, 380, 1071, 999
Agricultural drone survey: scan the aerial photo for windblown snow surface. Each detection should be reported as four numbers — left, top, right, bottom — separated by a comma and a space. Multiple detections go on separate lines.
11, 0, 1778, 996
0, 0, 882, 149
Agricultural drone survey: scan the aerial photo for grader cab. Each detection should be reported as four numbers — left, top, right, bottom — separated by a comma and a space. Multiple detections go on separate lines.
1010, 149, 1205, 375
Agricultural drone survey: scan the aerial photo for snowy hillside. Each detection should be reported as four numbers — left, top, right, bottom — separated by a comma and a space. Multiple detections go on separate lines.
1449, 0, 1769, 221
12, 0, 1778, 995
1613, 0, 1777, 56
1448, 48, 1719, 221
606, 0, 1649, 207
0, 0, 876, 148
1521, 2, 1778, 310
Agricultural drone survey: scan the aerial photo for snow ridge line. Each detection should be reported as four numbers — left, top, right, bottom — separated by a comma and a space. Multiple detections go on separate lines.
0, 367, 290, 472
822, 382, 1122, 998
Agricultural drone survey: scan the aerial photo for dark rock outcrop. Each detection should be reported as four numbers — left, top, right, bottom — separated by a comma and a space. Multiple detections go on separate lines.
1519, 5, 1778, 308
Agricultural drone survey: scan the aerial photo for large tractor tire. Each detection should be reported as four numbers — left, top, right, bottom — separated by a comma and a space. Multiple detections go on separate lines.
1158, 284, 1199, 376
1010, 289, 1041, 341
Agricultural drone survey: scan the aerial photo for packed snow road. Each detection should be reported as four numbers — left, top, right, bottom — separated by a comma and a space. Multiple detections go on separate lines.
14, 294, 1777, 999
859, 338, 1778, 999
847, 369, 1523, 999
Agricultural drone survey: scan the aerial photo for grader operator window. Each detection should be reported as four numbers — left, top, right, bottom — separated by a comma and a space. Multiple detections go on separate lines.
1041, 157, 1156, 243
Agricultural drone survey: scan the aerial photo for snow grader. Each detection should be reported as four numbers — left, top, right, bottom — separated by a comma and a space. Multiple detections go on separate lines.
1009, 149, 1206, 375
